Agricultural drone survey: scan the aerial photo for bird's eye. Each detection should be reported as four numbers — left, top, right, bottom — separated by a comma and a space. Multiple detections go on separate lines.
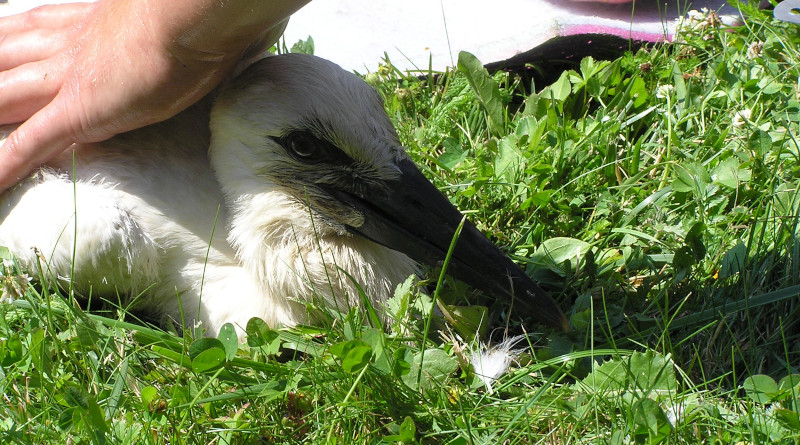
271, 130, 355, 166
287, 132, 323, 159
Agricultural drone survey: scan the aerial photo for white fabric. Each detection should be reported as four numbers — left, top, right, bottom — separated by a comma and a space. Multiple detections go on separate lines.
3, 0, 738, 72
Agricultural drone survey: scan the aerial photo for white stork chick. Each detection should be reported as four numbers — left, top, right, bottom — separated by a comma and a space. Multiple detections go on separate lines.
0, 54, 567, 335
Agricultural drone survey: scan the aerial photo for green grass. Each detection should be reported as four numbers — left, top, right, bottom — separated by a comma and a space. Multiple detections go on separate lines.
3, 2, 800, 443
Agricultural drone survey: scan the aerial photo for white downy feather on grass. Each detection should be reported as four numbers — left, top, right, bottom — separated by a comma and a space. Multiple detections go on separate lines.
469, 334, 528, 394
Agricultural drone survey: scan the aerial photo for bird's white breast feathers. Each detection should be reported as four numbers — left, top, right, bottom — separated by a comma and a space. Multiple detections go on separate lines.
0, 68, 418, 336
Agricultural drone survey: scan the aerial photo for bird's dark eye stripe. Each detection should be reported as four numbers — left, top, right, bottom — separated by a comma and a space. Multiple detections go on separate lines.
271, 131, 354, 166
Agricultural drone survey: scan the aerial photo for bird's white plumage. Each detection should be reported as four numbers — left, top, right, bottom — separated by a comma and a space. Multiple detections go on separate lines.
0, 54, 417, 335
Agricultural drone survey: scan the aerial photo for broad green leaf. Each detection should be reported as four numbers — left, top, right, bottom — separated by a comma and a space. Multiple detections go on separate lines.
715, 59, 740, 87
515, 116, 546, 145
402, 348, 458, 391
495, 135, 523, 183
541, 70, 572, 102
438, 145, 468, 170
672, 246, 695, 270
84, 393, 111, 435
586, 68, 610, 97
58, 408, 76, 431
0, 335, 23, 367
572, 57, 610, 96
527, 189, 556, 208
444, 304, 488, 342
188, 380, 288, 407
28, 328, 50, 375
342, 342, 373, 374
569, 71, 584, 89
632, 398, 673, 441
629, 75, 648, 107
778, 374, 800, 394
570, 308, 593, 332
581, 56, 609, 78
0, 246, 11, 260
580, 350, 677, 396
392, 348, 412, 378
672, 63, 687, 104
522, 91, 547, 117
188, 338, 227, 374
712, 157, 750, 189
673, 168, 698, 193
330, 339, 373, 373
775, 408, 800, 431
64, 385, 88, 409
246, 317, 281, 356
758, 75, 783, 95
531, 237, 592, 275
629, 351, 678, 393
685, 221, 706, 261
107, 357, 128, 418
140, 386, 159, 410
383, 416, 417, 443
75, 319, 102, 349
743, 374, 779, 404
386, 275, 416, 332
581, 358, 626, 393
191, 348, 226, 374
290, 36, 314, 55
457, 51, 505, 135
398, 416, 416, 441
672, 162, 710, 194
773, 182, 800, 220
720, 243, 747, 278
217, 323, 239, 361
169, 385, 190, 408
747, 129, 772, 156
361, 329, 389, 374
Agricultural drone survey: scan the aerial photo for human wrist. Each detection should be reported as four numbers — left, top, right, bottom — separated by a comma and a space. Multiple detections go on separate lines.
139, 0, 306, 60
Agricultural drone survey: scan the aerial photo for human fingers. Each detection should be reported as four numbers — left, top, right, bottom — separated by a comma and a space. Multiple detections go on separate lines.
0, 60, 62, 124
0, 2, 95, 34
0, 28, 68, 71
0, 99, 75, 191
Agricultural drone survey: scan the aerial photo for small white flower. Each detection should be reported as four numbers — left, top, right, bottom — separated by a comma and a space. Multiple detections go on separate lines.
656, 84, 675, 99
0, 273, 31, 304
688, 8, 706, 19
470, 335, 527, 394
678, 9, 705, 32
733, 109, 752, 127
747, 41, 764, 60
675, 7, 721, 39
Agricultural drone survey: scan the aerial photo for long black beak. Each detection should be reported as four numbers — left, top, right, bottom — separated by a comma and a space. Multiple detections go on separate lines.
335, 157, 569, 332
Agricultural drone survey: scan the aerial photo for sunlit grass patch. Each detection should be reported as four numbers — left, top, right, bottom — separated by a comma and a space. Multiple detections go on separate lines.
3, 2, 800, 443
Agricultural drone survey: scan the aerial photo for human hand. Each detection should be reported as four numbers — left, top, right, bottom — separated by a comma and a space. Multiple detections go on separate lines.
0, 0, 305, 191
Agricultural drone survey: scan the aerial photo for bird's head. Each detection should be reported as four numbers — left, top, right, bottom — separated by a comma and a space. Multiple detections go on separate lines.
209, 53, 568, 332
